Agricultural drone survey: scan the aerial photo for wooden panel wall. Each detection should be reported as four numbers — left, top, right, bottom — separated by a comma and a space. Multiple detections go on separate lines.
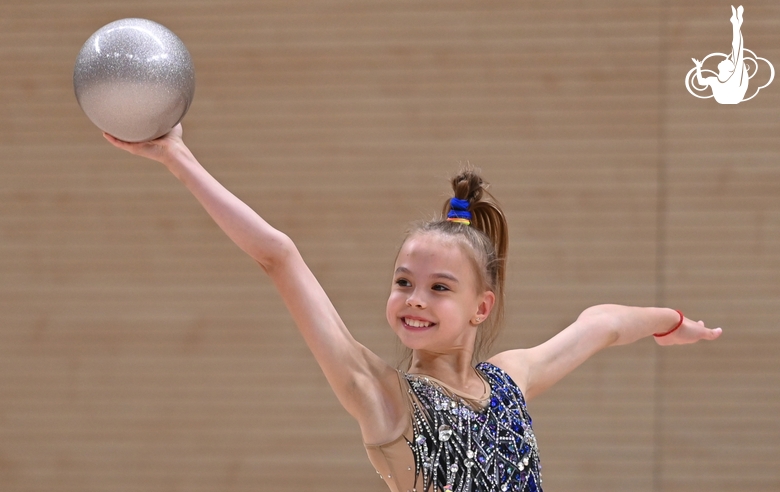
661, 4, 780, 491
1, 1, 778, 491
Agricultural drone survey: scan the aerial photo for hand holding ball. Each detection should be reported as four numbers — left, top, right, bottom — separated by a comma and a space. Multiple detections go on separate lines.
74, 18, 195, 142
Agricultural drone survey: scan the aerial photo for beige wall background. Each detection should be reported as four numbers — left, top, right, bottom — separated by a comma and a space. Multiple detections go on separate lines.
1, 1, 778, 491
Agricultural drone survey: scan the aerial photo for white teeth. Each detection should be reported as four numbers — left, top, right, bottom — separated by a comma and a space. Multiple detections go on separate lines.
404, 318, 432, 328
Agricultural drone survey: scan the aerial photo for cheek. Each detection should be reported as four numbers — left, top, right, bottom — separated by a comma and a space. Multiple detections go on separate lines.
385, 291, 401, 324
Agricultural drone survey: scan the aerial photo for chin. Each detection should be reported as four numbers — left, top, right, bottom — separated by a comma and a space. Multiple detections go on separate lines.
395, 332, 430, 352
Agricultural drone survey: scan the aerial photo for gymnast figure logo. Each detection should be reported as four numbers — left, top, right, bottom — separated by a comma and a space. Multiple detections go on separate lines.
685, 5, 774, 104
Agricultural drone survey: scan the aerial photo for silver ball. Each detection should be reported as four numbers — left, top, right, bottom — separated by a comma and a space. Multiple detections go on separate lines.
74, 18, 195, 142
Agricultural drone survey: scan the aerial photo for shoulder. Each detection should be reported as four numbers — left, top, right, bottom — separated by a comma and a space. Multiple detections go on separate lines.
482, 351, 532, 396
355, 366, 413, 446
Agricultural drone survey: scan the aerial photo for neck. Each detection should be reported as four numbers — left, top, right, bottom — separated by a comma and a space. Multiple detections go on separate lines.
408, 349, 478, 388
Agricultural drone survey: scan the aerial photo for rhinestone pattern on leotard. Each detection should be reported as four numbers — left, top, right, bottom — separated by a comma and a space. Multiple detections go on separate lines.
405, 362, 542, 492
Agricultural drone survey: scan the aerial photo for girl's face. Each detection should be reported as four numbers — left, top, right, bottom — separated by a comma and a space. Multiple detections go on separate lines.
386, 233, 494, 355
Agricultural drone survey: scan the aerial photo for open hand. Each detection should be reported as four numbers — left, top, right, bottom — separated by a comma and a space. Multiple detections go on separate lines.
654, 316, 722, 346
103, 123, 185, 165
692, 58, 703, 68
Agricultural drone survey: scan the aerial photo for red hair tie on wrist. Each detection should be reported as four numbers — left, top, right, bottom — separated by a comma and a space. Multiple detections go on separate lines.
654, 310, 684, 337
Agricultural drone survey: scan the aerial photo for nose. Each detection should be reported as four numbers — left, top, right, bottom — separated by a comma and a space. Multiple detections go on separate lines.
406, 290, 426, 308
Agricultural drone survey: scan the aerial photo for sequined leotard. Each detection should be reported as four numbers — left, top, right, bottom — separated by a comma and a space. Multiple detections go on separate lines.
365, 362, 542, 492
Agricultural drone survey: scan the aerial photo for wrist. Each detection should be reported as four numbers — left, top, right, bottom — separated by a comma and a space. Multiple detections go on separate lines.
653, 309, 684, 338
161, 141, 195, 173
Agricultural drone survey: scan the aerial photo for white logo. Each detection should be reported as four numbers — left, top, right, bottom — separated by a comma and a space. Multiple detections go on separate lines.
685, 5, 774, 104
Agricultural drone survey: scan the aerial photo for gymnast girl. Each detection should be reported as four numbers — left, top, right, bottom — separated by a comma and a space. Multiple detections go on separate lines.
105, 124, 722, 492
692, 5, 748, 104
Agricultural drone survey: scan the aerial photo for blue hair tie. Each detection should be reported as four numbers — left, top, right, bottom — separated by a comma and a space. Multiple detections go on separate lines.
447, 197, 472, 224
449, 197, 470, 211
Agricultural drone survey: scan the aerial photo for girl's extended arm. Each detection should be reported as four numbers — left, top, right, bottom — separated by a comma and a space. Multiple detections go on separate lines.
490, 304, 722, 401
105, 126, 286, 265
104, 126, 407, 443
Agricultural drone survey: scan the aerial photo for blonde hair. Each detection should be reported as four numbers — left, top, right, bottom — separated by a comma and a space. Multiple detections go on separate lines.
399, 168, 509, 363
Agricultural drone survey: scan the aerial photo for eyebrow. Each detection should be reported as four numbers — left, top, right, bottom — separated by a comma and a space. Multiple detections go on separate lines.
394, 266, 460, 283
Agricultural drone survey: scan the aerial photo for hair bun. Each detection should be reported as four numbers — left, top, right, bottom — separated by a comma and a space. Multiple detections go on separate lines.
451, 169, 485, 204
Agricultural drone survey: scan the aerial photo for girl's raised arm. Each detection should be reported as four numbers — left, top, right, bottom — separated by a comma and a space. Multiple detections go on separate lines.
490, 304, 722, 401
105, 125, 287, 266
104, 126, 406, 443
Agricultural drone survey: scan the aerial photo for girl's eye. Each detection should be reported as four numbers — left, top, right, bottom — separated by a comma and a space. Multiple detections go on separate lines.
395, 278, 411, 287
432, 284, 450, 292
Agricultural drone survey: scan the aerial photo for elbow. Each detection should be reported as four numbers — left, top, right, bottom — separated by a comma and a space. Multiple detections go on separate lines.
253, 231, 296, 273
577, 304, 622, 346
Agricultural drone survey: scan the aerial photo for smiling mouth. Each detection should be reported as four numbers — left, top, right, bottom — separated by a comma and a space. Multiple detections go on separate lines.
402, 318, 435, 329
